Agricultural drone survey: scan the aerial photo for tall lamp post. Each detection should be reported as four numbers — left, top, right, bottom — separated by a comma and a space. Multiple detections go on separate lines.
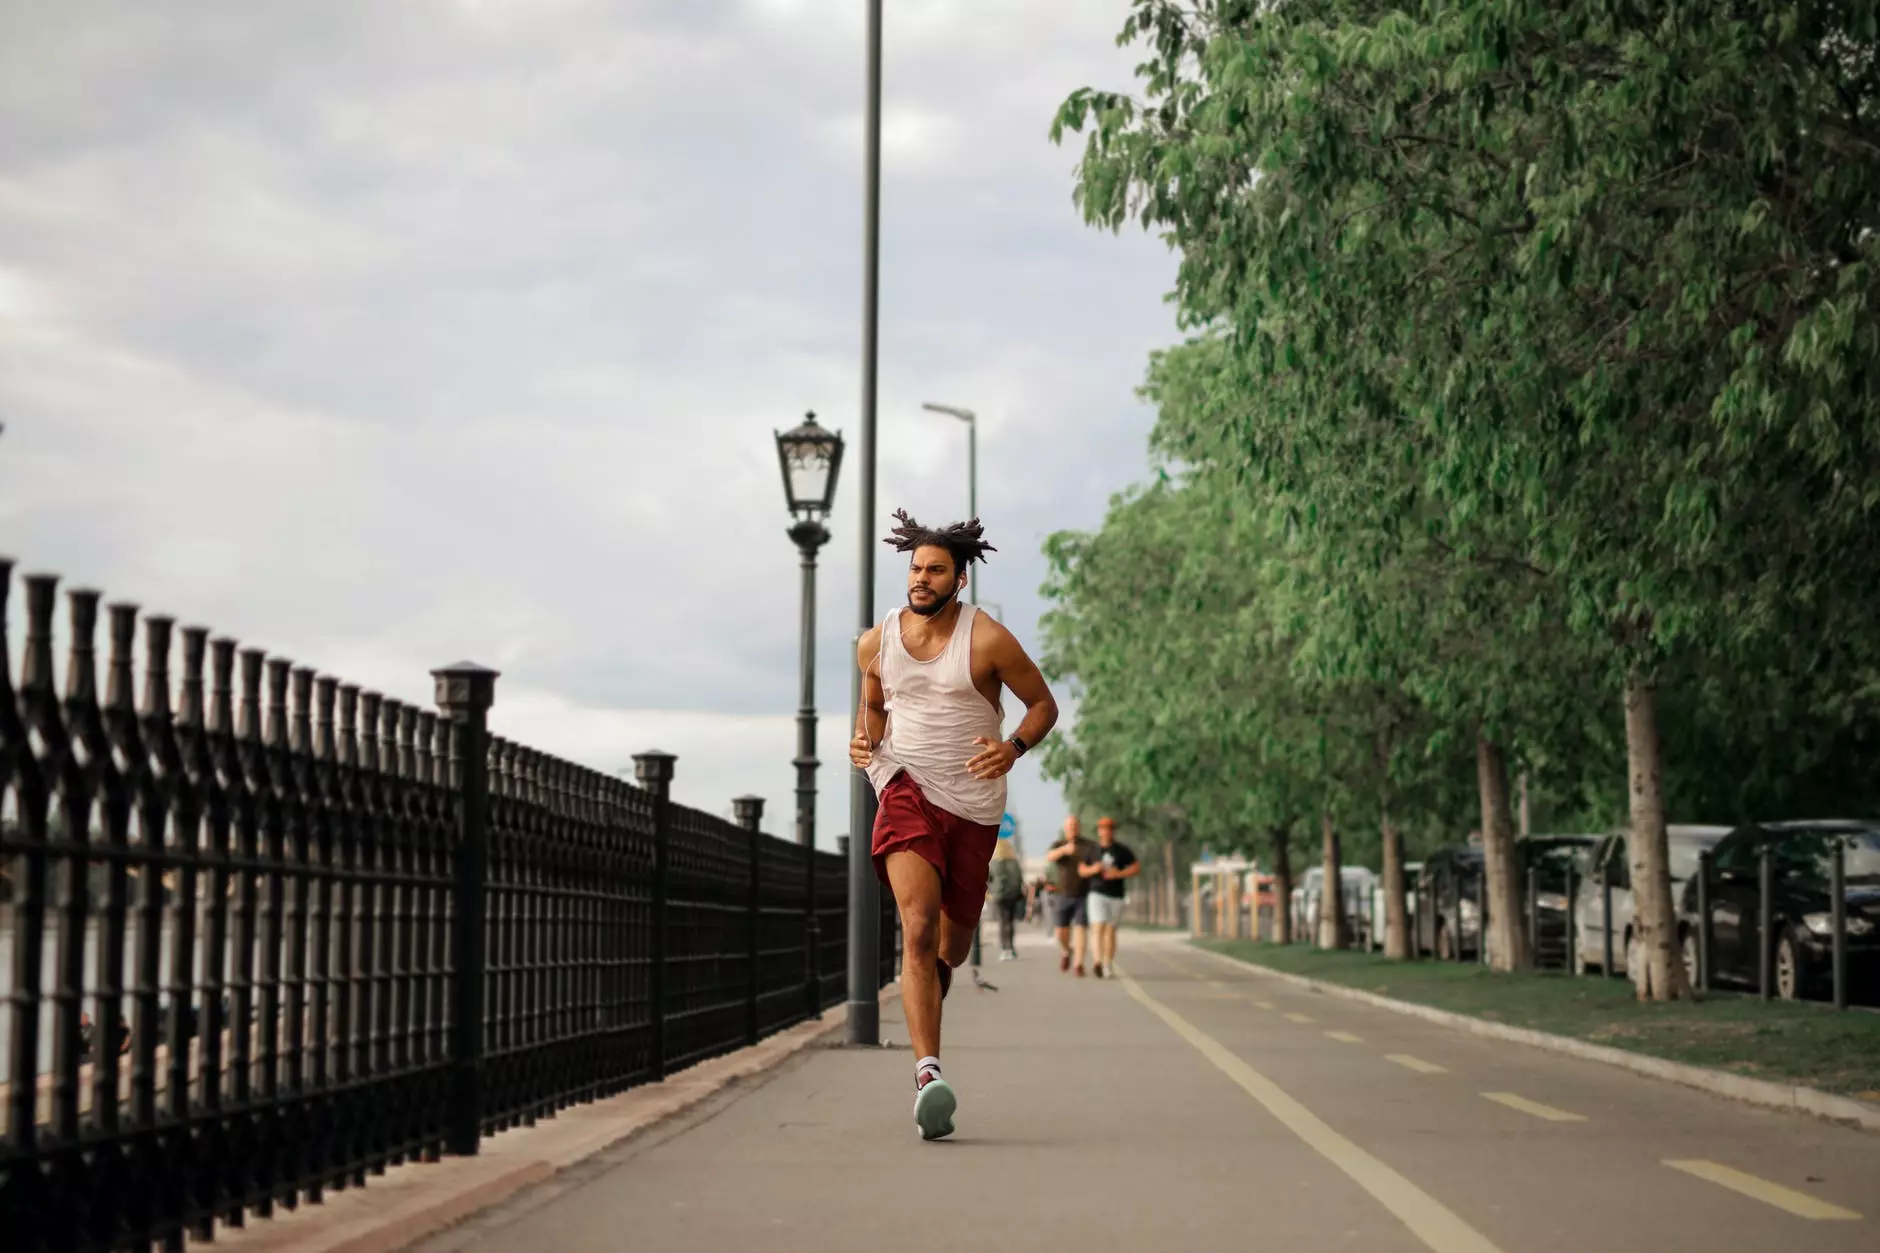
774, 411, 845, 846
922, 401, 984, 969
847, 0, 886, 1048
775, 412, 845, 1011
920, 403, 978, 569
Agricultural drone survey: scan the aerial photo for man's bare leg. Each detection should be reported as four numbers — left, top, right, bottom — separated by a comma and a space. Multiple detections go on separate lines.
886, 852, 944, 1063
1072, 921, 1090, 973
1100, 922, 1119, 965
940, 911, 974, 970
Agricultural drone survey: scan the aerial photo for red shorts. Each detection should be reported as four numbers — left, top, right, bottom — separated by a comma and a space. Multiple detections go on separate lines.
871, 771, 1001, 928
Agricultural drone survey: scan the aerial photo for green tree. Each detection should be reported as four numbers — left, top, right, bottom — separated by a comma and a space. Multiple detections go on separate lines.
1056, 0, 1880, 997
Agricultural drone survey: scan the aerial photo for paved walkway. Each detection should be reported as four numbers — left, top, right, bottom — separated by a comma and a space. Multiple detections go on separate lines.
408, 929, 1877, 1253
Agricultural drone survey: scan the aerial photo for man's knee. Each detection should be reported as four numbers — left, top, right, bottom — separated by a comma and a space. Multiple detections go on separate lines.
902, 908, 941, 958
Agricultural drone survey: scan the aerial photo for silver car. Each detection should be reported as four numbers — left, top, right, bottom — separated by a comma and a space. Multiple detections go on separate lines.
1571, 825, 1729, 977
1299, 865, 1379, 948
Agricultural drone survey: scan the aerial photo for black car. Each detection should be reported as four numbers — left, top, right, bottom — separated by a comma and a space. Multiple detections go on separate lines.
1415, 847, 1483, 959
1675, 820, 1880, 1000
1515, 835, 1600, 968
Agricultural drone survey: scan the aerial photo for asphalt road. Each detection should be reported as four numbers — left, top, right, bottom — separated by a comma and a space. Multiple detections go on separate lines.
409, 928, 1877, 1253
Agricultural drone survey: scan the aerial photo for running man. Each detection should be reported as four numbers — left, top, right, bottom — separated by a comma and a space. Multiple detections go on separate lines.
850, 510, 1058, 1141
1087, 816, 1140, 976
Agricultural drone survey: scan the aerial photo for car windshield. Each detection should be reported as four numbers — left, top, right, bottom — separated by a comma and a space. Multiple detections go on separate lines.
1769, 829, 1880, 883
1667, 838, 1720, 882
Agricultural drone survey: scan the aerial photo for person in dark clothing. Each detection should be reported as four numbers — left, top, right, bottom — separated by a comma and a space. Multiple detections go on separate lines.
1044, 816, 1102, 976
987, 838, 1026, 960
1086, 816, 1140, 977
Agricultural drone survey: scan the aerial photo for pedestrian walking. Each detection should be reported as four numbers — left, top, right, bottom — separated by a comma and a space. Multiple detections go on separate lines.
988, 839, 1026, 961
1044, 816, 1101, 976
851, 510, 1059, 1141
1087, 816, 1140, 977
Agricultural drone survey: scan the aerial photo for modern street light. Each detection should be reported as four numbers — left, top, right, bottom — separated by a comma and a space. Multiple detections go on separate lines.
847, 0, 886, 1048
776, 410, 844, 1020
920, 403, 978, 606
923, 401, 985, 969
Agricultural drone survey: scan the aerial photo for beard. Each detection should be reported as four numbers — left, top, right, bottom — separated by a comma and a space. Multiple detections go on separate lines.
906, 584, 958, 617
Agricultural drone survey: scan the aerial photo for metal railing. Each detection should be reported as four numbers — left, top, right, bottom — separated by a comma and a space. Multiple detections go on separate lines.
0, 559, 891, 1251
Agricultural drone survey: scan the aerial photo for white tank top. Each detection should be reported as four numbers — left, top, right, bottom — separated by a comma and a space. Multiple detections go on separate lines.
865, 604, 1006, 825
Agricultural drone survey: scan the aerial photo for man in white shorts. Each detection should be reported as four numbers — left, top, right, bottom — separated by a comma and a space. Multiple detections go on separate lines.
1085, 816, 1139, 977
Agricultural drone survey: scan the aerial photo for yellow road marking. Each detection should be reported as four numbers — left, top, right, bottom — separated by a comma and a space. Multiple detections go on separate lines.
1665, 1160, 1861, 1221
1326, 1031, 1364, 1044
1284, 1012, 1315, 1024
1387, 1054, 1447, 1075
1114, 966, 1504, 1253
1253, 1000, 1275, 1010
1481, 1093, 1586, 1123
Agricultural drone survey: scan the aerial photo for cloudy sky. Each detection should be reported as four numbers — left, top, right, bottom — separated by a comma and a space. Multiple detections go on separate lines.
0, 0, 1177, 849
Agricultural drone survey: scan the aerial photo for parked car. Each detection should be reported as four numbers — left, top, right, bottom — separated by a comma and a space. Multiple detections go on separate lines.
1571, 825, 1728, 978
1369, 861, 1422, 951
1674, 820, 1880, 1000
1415, 848, 1483, 959
1298, 865, 1379, 947
1515, 834, 1600, 968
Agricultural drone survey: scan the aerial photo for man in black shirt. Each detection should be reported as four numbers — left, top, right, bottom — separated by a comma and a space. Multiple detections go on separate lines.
1044, 816, 1101, 976
1086, 816, 1140, 977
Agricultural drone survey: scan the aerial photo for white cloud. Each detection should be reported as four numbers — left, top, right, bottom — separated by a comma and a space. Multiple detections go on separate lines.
0, 0, 1177, 846
821, 105, 966, 175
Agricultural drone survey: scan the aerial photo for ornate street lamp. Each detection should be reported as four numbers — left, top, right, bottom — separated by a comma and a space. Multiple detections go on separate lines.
774, 411, 844, 1018
775, 411, 845, 525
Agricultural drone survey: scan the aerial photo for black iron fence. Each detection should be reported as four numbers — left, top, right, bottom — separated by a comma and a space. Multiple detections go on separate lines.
0, 559, 894, 1252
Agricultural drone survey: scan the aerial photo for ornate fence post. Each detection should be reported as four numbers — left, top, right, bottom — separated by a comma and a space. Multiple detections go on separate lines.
734, 796, 765, 1047
433, 662, 498, 1156
804, 839, 821, 1021
633, 750, 675, 1080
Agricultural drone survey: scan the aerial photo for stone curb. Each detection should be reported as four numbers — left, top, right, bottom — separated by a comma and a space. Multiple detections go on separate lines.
195, 987, 900, 1253
1189, 942, 1880, 1135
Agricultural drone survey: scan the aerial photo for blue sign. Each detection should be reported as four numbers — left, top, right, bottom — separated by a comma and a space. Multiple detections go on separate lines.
997, 812, 1017, 840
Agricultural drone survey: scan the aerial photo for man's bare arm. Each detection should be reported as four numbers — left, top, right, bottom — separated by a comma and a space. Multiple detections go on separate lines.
987, 620, 1058, 751
849, 627, 887, 768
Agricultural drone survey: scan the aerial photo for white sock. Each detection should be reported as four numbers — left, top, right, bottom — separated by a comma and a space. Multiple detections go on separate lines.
916, 1056, 942, 1085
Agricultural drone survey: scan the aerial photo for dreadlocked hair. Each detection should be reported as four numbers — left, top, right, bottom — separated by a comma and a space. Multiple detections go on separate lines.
882, 508, 997, 573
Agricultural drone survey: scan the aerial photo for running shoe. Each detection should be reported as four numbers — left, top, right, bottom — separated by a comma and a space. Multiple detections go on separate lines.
913, 1072, 957, 1141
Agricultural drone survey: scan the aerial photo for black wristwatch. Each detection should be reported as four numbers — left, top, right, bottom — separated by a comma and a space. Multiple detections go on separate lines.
1008, 734, 1029, 757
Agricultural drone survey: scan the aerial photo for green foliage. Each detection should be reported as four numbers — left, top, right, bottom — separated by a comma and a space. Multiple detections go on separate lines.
1040, 0, 1880, 873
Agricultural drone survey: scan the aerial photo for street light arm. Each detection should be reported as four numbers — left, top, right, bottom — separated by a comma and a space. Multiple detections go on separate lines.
921, 402, 975, 424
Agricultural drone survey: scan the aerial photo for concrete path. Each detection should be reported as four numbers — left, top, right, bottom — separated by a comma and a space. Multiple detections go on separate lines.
407, 929, 1878, 1253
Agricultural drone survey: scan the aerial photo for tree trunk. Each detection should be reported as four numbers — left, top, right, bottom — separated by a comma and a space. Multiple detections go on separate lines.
1270, 826, 1293, 945
1625, 672, 1689, 1001
1518, 772, 1532, 837
1163, 841, 1178, 929
1319, 813, 1346, 950
1381, 812, 1410, 960
1477, 736, 1530, 970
